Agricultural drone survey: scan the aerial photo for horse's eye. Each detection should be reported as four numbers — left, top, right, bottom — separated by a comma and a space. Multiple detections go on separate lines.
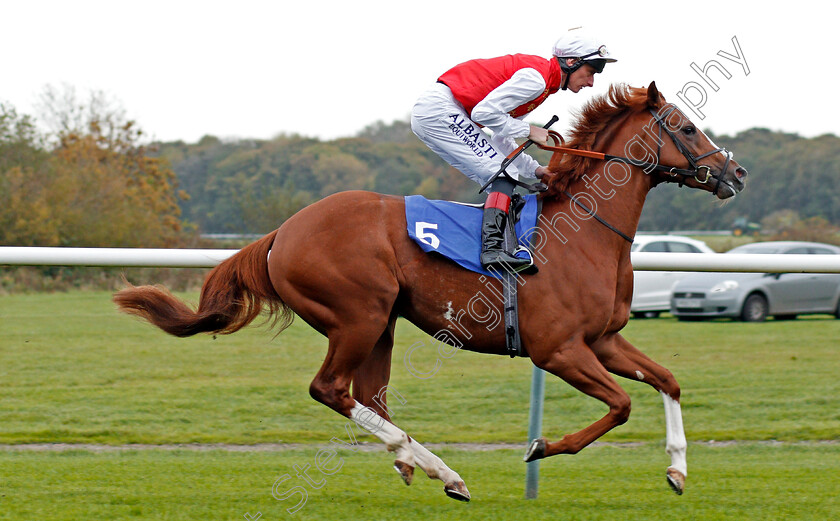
682, 126, 696, 135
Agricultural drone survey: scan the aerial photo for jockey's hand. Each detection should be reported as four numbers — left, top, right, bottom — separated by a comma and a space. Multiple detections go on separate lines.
535, 166, 555, 182
528, 125, 549, 146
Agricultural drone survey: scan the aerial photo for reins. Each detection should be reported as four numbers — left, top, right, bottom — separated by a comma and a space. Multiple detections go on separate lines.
538, 104, 730, 187
562, 190, 634, 243
533, 103, 733, 243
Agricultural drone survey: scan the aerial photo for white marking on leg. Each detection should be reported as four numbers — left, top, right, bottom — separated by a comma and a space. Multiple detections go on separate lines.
409, 439, 463, 483
635, 370, 645, 380
661, 391, 687, 476
349, 402, 415, 466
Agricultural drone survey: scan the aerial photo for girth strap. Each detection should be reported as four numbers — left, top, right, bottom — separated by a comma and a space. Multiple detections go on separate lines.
503, 270, 523, 358
501, 193, 527, 358
487, 193, 535, 358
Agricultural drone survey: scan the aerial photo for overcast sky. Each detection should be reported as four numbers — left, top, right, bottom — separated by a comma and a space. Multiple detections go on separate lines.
3, 0, 836, 143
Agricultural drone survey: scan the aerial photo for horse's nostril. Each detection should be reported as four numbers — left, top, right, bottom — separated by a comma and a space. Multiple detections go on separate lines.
735, 167, 748, 179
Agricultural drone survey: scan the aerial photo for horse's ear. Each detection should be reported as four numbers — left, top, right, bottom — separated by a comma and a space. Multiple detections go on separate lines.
647, 81, 661, 108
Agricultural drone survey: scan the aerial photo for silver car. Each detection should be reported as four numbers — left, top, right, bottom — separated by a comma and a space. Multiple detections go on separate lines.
630, 235, 716, 318
670, 241, 840, 322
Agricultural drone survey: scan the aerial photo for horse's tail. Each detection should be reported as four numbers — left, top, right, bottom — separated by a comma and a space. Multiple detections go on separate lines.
113, 231, 294, 337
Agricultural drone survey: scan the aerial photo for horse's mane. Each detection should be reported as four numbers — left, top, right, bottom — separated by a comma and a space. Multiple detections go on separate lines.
544, 83, 652, 198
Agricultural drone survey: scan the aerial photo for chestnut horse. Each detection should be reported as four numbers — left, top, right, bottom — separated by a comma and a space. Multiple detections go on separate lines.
114, 82, 747, 501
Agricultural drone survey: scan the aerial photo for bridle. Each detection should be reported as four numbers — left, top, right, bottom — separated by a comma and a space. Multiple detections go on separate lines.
541, 103, 732, 193
646, 104, 732, 195
538, 103, 734, 243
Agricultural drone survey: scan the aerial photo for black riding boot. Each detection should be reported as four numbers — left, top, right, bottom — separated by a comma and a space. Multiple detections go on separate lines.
480, 206, 531, 272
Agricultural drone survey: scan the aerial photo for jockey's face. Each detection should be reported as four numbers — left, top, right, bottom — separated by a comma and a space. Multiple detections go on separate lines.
566, 61, 598, 93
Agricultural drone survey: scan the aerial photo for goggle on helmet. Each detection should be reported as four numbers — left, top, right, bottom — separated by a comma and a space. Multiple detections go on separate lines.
553, 33, 617, 89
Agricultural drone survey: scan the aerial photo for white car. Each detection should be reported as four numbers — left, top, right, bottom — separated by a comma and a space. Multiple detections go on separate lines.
630, 235, 716, 318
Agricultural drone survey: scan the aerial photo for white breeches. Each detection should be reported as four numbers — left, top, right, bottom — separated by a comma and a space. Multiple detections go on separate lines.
410, 83, 537, 186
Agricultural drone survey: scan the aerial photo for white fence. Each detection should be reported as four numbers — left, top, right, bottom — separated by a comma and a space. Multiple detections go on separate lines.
3, 247, 840, 273
0, 247, 237, 268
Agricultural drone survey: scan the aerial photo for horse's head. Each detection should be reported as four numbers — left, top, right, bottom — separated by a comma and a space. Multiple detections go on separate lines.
641, 81, 748, 199
543, 82, 748, 200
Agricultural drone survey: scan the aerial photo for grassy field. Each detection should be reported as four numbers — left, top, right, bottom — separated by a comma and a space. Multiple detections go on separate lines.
1, 291, 839, 519
1, 444, 837, 520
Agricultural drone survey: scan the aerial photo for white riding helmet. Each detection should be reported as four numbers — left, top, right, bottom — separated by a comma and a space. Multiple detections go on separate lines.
552, 29, 617, 87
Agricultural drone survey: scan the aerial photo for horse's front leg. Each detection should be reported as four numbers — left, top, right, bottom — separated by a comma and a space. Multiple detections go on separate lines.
590, 333, 687, 494
524, 338, 632, 460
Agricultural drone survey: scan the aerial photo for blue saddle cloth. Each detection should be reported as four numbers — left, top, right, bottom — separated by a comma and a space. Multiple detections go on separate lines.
405, 194, 539, 277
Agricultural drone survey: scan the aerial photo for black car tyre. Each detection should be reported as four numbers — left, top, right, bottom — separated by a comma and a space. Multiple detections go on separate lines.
741, 294, 768, 322
676, 316, 704, 322
632, 311, 661, 319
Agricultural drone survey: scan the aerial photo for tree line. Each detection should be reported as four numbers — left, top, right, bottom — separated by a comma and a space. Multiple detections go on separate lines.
154, 121, 476, 235
156, 123, 840, 236
1, 100, 185, 248
3, 97, 840, 249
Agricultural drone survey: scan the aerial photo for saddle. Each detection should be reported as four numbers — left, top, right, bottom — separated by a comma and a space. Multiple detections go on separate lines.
405, 194, 539, 277
405, 194, 539, 357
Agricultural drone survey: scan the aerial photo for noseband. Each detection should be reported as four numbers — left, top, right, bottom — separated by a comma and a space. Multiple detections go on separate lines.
648, 104, 732, 195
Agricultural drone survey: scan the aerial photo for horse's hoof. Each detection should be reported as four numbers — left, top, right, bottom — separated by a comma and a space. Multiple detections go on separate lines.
393, 460, 414, 486
666, 467, 685, 495
524, 438, 546, 462
444, 480, 471, 502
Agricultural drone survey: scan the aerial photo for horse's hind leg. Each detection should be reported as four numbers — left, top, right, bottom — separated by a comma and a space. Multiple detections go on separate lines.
308, 322, 417, 472
351, 318, 398, 420
408, 439, 471, 501
350, 319, 471, 501
348, 318, 416, 483
591, 333, 687, 494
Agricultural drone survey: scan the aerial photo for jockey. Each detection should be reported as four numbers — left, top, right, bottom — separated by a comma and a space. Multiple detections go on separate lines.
411, 29, 616, 272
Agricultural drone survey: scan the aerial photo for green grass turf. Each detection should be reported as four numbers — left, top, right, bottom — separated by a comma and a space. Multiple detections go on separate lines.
1, 291, 839, 520
1, 291, 838, 445
1, 444, 837, 520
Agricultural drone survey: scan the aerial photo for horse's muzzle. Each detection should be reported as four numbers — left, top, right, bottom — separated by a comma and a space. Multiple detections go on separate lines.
716, 164, 748, 199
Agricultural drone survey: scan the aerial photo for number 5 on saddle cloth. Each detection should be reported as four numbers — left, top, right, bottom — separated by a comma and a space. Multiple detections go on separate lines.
405, 193, 540, 357
405, 193, 539, 276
